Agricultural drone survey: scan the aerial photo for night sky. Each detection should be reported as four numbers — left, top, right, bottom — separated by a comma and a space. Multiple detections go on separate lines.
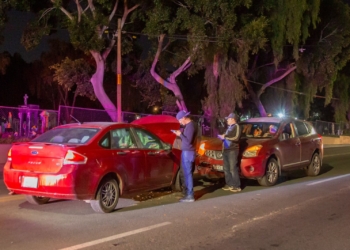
0, 10, 68, 63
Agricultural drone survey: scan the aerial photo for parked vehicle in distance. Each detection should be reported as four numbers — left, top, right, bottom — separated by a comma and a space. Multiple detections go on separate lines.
3, 115, 182, 213
196, 117, 323, 186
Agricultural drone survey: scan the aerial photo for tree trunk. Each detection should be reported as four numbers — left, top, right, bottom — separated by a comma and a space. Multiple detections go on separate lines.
90, 50, 118, 121
242, 75, 267, 117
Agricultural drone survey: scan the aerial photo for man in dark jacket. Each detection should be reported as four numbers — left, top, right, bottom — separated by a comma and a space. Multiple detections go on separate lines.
173, 110, 197, 202
218, 113, 242, 192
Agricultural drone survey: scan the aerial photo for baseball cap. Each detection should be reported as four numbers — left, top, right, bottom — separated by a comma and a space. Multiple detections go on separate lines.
176, 110, 191, 120
225, 113, 238, 120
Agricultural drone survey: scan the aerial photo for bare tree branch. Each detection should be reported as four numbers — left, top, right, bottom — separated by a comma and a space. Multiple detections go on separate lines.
50, 0, 73, 20
109, 0, 119, 22
102, 39, 116, 61
121, 0, 140, 28
171, 45, 197, 78
75, 0, 83, 22
88, 0, 96, 19
257, 64, 297, 97
150, 34, 169, 86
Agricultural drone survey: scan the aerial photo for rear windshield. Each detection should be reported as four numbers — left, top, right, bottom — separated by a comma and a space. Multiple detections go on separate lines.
240, 122, 280, 138
32, 128, 100, 144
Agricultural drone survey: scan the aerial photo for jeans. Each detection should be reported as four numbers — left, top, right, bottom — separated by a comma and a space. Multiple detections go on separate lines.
223, 149, 241, 188
181, 150, 195, 196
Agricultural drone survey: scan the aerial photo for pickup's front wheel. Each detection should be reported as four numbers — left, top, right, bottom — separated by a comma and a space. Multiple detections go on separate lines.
258, 158, 279, 186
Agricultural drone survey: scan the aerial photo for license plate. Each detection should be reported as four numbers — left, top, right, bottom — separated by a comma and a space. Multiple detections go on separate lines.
213, 165, 224, 171
22, 176, 38, 188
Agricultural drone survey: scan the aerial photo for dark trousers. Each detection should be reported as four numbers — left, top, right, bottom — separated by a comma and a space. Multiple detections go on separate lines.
223, 149, 241, 188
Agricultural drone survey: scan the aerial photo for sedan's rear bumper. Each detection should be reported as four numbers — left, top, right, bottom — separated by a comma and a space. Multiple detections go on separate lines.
3, 162, 94, 200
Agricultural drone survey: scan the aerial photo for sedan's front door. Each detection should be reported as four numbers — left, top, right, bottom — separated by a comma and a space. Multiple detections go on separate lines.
133, 128, 174, 188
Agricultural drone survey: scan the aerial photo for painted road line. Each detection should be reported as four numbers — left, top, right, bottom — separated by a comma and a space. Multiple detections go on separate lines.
307, 174, 350, 186
59, 221, 172, 250
324, 153, 350, 157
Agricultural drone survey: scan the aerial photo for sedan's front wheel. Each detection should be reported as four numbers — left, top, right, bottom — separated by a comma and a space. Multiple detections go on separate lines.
90, 178, 119, 213
25, 195, 50, 205
258, 158, 279, 186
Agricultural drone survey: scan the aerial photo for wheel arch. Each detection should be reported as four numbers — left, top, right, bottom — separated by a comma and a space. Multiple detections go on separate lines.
266, 154, 281, 176
94, 172, 123, 199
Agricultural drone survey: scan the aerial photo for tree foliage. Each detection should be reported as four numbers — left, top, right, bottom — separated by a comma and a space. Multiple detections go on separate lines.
13, 0, 140, 121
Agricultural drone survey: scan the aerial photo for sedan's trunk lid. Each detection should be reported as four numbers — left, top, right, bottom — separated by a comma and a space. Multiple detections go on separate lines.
9, 142, 69, 173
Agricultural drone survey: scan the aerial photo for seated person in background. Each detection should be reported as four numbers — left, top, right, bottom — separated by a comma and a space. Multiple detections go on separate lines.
263, 125, 278, 137
253, 127, 262, 137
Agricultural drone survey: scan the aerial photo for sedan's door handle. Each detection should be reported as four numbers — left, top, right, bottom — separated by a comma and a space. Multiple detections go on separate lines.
117, 151, 127, 155
147, 151, 160, 155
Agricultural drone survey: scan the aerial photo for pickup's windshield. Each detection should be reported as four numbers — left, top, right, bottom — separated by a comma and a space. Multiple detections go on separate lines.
240, 122, 280, 138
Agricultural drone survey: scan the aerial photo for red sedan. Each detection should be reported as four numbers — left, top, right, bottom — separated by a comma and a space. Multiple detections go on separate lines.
196, 117, 323, 186
3, 115, 182, 213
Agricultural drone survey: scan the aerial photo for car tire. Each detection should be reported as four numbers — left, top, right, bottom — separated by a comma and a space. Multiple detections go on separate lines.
172, 170, 183, 192
306, 153, 321, 176
90, 178, 119, 213
25, 195, 50, 205
258, 158, 279, 186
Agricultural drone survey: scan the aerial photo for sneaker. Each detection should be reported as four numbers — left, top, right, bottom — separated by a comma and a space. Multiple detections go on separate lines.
222, 185, 233, 191
230, 187, 241, 192
179, 196, 195, 202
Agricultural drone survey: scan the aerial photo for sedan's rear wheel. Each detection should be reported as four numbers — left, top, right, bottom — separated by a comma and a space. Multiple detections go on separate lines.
258, 158, 279, 186
306, 153, 321, 176
90, 178, 119, 213
25, 195, 50, 205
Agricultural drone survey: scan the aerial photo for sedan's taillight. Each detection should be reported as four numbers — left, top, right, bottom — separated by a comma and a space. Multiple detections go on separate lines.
7, 149, 12, 162
63, 150, 87, 165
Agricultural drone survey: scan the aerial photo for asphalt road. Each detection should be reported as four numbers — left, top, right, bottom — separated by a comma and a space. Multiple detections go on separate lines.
0, 146, 350, 250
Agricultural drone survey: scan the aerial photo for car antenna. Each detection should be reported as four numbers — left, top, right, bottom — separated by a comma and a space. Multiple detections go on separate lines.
70, 115, 81, 124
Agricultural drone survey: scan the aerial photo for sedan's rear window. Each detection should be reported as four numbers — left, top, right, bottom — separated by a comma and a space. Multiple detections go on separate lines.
32, 128, 100, 144
240, 122, 280, 138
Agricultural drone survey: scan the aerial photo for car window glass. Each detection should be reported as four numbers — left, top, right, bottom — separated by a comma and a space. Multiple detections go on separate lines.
134, 129, 163, 149
110, 128, 137, 149
99, 132, 110, 148
281, 123, 295, 139
32, 128, 99, 144
241, 122, 279, 138
304, 122, 316, 134
294, 121, 309, 136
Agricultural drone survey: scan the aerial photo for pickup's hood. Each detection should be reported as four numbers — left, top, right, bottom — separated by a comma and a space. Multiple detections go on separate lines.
200, 137, 271, 151
132, 115, 180, 145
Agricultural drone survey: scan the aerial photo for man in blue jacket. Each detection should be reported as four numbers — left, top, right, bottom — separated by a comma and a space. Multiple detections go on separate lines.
218, 113, 242, 192
174, 110, 197, 202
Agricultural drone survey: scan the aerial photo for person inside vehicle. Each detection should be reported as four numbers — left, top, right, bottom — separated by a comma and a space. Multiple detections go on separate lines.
263, 125, 278, 137
253, 127, 262, 137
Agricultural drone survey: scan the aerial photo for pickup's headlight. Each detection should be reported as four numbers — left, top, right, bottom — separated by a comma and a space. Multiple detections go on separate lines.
198, 143, 205, 156
243, 145, 263, 157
